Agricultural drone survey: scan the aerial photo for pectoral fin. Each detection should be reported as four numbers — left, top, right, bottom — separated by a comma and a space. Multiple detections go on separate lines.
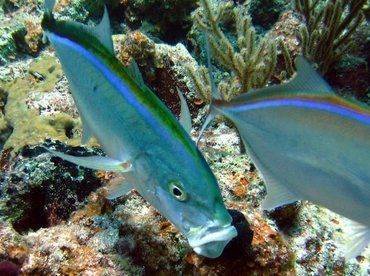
79, 112, 93, 144
105, 175, 133, 199
106, 171, 138, 199
42, 146, 132, 172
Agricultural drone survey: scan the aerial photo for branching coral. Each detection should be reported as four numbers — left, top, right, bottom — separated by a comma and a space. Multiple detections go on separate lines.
294, 0, 366, 74
187, 0, 277, 101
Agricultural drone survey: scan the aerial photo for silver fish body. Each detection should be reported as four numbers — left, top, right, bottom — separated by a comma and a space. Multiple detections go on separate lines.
41, 3, 237, 258
212, 57, 370, 258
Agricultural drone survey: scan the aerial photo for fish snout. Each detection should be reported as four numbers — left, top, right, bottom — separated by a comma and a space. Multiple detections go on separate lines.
187, 223, 237, 258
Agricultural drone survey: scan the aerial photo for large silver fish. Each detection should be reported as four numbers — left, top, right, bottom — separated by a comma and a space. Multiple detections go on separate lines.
206, 57, 370, 258
41, 0, 237, 258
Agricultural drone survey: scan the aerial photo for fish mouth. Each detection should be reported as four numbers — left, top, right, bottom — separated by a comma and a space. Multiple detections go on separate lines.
187, 223, 237, 258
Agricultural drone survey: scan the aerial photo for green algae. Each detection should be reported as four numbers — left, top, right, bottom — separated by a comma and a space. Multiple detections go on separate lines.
0, 55, 81, 153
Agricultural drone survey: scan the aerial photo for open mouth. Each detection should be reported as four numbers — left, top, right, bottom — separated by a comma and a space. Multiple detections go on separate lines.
187, 224, 237, 258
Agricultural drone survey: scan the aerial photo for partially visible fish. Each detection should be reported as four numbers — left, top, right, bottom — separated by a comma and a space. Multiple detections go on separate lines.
205, 56, 370, 258
41, 0, 236, 258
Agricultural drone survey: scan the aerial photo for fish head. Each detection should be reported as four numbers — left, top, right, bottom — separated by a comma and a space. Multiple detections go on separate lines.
135, 150, 237, 258
154, 175, 238, 258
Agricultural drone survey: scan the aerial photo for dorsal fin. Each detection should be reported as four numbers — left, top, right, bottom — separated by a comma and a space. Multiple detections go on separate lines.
57, 8, 114, 54
94, 6, 114, 54
230, 57, 334, 104
126, 59, 147, 90
287, 57, 334, 95
44, 0, 56, 13
77, 6, 114, 54
43, 1, 113, 54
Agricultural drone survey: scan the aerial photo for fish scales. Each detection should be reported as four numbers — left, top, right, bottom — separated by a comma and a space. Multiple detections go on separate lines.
41, 0, 237, 258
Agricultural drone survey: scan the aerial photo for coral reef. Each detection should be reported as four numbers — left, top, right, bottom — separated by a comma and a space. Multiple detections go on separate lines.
249, 0, 288, 29
0, 0, 369, 274
115, 31, 201, 117
187, 0, 277, 101
0, 22, 27, 65
270, 9, 303, 80
117, 0, 197, 44
0, 0, 45, 62
294, 0, 367, 74
326, 54, 369, 101
0, 141, 103, 232
0, 0, 110, 65
0, 213, 132, 275
50, 0, 106, 22
0, 55, 80, 153
0, 136, 296, 274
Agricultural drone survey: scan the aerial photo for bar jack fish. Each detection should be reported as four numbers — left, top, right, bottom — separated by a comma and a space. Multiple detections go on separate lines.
201, 54, 370, 258
42, 0, 369, 258
41, 0, 237, 258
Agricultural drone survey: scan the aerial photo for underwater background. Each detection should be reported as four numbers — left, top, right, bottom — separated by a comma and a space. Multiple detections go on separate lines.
0, 0, 369, 274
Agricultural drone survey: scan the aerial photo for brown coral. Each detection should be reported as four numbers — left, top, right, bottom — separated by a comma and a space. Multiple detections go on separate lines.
188, 0, 277, 101
24, 21, 43, 54
294, 0, 367, 74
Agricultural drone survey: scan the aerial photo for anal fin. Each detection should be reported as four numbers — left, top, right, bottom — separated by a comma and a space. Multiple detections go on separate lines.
259, 169, 299, 210
342, 218, 370, 259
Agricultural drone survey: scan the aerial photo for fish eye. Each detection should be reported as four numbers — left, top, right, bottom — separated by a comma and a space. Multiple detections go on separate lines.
168, 181, 188, 201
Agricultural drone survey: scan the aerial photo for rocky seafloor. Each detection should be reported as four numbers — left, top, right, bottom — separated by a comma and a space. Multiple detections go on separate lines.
0, 0, 369, 275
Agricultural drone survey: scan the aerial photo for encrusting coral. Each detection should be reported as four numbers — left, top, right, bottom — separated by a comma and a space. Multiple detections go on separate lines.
294, 0, 367, 74
187, 0, 277, 101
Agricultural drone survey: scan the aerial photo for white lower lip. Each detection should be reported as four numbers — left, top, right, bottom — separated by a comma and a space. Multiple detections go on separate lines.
190, 225, 237, 258
189, 225, 236, 248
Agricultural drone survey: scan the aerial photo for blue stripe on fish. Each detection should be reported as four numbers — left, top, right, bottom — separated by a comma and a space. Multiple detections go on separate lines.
225, 97, 370, 125
209, 57, 370, 259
